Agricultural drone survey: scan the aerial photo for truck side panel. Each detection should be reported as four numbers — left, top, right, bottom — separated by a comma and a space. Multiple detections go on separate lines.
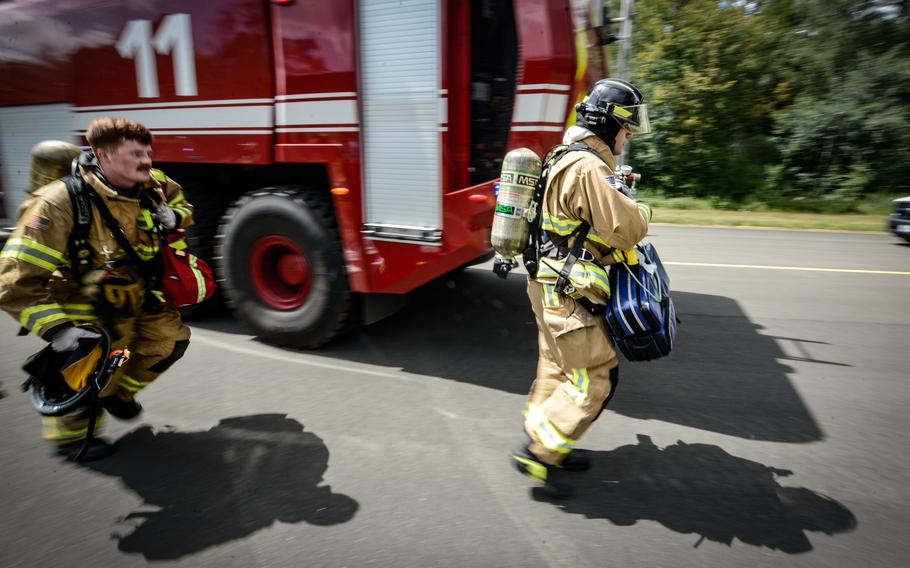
1, 0, 276, 164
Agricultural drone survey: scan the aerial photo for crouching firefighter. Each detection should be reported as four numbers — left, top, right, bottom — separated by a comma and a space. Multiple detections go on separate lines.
0, 118, 194, 461
510, 78, 654, 497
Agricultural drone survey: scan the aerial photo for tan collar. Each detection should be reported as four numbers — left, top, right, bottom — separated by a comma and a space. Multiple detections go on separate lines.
79, 166, 125, 200
78, 165, 162, 202
579, 136, 617, 170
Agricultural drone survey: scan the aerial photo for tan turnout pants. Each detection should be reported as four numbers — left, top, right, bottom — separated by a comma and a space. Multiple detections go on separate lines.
43, 308, 190, 442
524, 280, 619, 465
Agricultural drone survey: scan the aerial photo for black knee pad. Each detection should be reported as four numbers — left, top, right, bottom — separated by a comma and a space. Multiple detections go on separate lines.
593, 366, 620, 422
147, 339, 190, 373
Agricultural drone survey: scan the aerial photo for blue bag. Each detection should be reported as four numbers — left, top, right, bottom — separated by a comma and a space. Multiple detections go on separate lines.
604, 242, 678, 362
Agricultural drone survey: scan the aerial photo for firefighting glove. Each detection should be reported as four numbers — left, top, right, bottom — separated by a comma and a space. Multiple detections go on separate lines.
154, 204, 177, 231
50, 326, 101, 352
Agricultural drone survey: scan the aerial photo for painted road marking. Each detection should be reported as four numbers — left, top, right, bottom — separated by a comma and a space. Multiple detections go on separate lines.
190, 330, 423, 382
664, 261, 910, 276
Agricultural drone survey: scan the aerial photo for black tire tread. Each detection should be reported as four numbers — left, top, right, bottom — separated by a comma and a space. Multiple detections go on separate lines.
213, 186, 351, 349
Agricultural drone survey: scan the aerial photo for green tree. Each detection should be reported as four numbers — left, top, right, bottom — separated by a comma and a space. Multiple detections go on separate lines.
769, 1, 910, 199
628, 0, 785, 201
624, 0, 910, 205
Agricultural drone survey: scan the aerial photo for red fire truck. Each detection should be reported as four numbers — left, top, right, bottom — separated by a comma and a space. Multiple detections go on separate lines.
0, 0, 610, 347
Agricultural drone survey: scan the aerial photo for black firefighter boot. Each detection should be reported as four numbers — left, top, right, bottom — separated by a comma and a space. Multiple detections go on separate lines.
55, 437, 117, 462
512, 446, 573, 499
561, 449, 592, 472
519, 433, 591, 472
101, 394, 143, 420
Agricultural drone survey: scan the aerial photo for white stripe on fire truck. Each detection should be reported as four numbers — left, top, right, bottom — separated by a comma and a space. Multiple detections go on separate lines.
512, 92, 571, 125
73, 106, 274, 131
511, 125, 565, 132
74, 98, 274, 111
275, 99, 359, 127
146, 130, 273, 135
517, 83, 572, 92
276, 127, 360, 133
274, 92, 357, 101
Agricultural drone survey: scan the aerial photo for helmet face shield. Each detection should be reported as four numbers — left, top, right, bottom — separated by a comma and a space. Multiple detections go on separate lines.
613, 103, 651, 134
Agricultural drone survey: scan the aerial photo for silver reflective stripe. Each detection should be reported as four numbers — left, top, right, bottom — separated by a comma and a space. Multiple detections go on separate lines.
0, 241, 65, 272
20, 304, 67, 335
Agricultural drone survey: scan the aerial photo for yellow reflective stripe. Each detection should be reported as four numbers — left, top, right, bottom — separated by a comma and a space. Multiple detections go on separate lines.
1, 238, 67, 272
526, 405, 575, 454
33, 313, 70, 335
20, 304, 68, 335
63, 303, 95, 321
4, 237, 66, 262
137, 209, 154, 230
167, 193, 186, 206
135, 243, 159, 253
150, 168, 167, 183
538, 258, 610, 295
169, 239, 188, 251
42, 415, 105, 441
613, 105, 633, 119
585, 229, 608, 247
43, 418, 88, 441
541, 213, 581, 235
541, 214, 608, 247
637, 202, 652, 222
119, 375, 150, 393
563, 368, 590, 405
542, 284, 560, 307
189, 254, 206, 303
134, 242, 159, 261
515, 455, 549, 481
573, 368, 589, 395
172, 206, 192, 220
0, 248, 58, 272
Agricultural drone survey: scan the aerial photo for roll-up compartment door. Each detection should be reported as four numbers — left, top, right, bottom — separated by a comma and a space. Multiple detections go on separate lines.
359, 0, 442, 243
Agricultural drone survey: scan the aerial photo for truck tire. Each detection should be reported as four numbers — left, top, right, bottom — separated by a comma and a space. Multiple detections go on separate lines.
214, 187, 351, 348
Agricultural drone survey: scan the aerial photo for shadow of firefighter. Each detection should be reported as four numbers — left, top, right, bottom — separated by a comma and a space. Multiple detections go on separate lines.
547, 434, 856, 553
86, 413, 358, 560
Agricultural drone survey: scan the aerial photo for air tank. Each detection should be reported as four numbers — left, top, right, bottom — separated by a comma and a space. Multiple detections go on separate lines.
29, 140, 82, 193
490, 148, 542, 278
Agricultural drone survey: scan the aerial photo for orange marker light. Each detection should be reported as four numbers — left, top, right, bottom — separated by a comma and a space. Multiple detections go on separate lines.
331, 187, 350, 196
468, 194, 487, 203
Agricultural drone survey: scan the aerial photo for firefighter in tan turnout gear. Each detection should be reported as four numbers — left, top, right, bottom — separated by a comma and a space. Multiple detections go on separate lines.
512, 79, 654, 496
0, 118, 194, 461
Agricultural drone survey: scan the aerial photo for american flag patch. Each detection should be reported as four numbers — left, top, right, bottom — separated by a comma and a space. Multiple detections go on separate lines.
26, 215, 49, 230
606, 175, 618, 188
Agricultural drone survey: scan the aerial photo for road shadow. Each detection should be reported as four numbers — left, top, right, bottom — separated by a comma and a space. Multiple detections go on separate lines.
191, 267, 825, 442
327, 268, 823, 443
546, 435, 856, 553
85, 414, 357, 561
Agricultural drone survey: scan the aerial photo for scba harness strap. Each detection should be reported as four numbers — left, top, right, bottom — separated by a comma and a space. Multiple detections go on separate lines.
63, 173, 164, 318
523, 143, 607, 314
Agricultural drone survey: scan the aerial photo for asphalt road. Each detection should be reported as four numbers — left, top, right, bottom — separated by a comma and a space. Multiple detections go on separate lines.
1, 225, 908, 568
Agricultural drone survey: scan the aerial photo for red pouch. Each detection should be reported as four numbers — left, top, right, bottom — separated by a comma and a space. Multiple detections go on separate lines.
160, 229, 216, 307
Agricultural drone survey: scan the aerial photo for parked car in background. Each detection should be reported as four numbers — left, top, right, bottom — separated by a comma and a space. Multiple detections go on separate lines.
889, 197, 910, 243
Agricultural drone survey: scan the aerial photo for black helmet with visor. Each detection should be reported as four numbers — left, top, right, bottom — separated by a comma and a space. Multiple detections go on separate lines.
575, 78, 651, 150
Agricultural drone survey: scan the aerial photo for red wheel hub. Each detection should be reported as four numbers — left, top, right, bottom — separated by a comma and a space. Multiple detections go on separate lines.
249, 235, 311, 309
